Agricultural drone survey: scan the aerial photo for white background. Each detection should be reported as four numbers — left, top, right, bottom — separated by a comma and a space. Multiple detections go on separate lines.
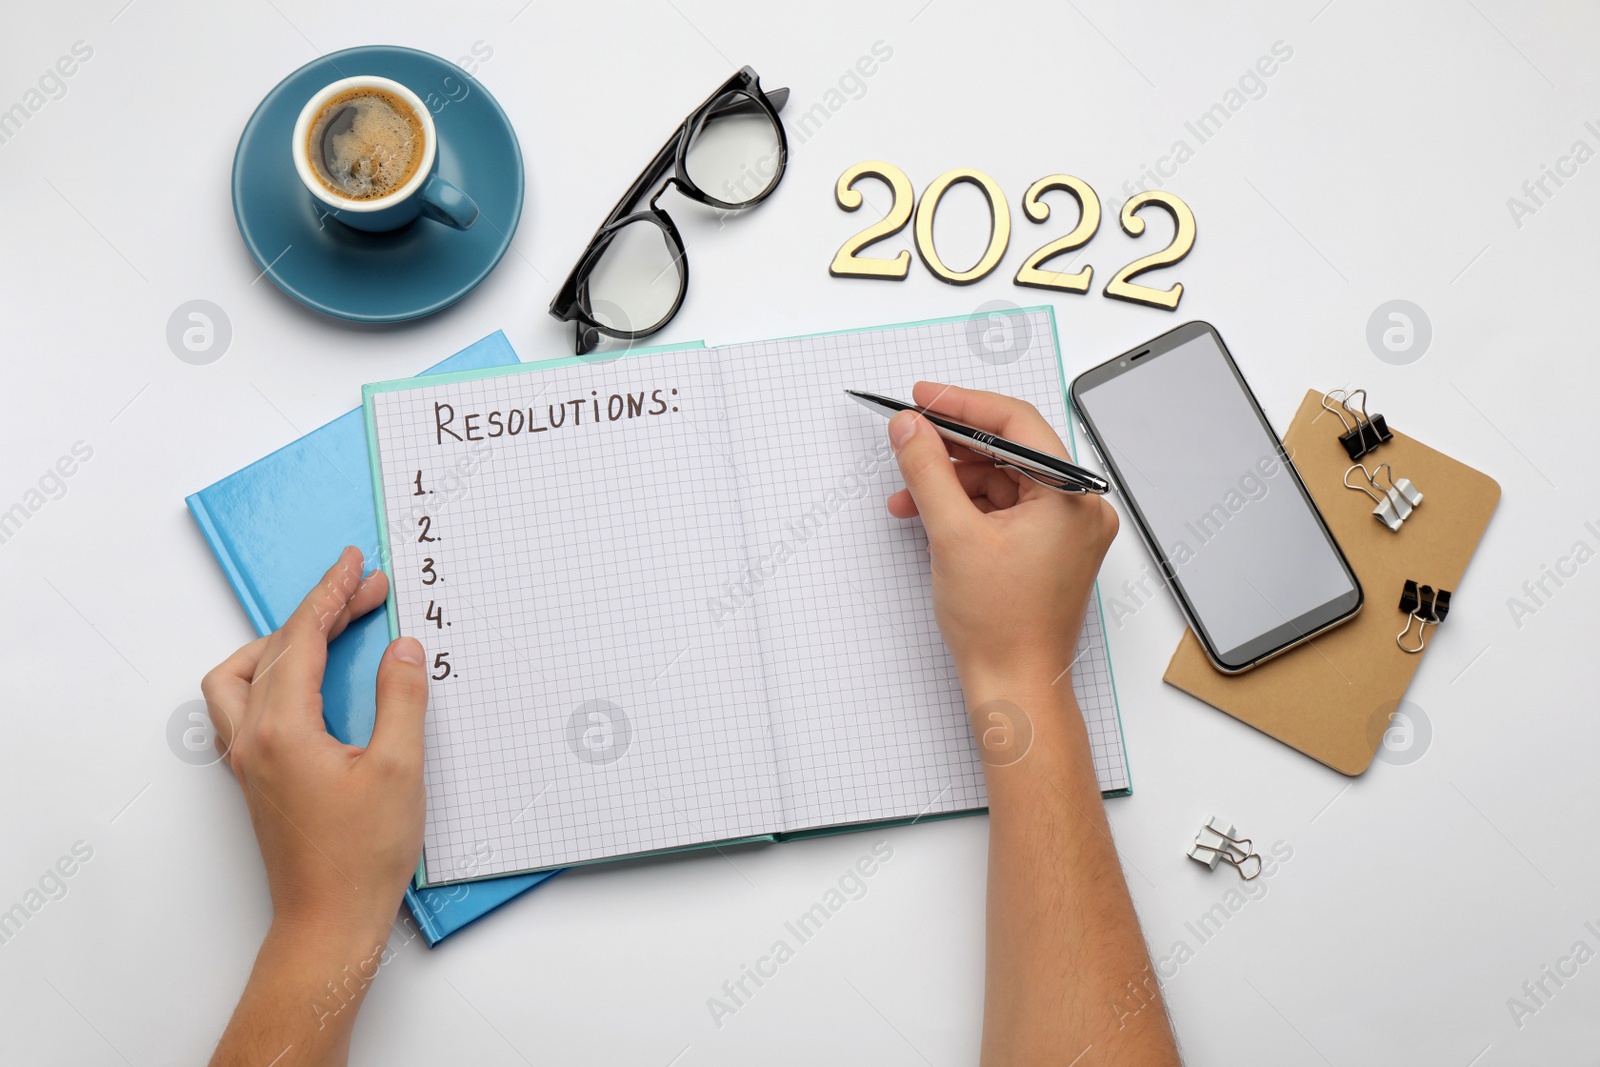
2, 1, 1598, 1064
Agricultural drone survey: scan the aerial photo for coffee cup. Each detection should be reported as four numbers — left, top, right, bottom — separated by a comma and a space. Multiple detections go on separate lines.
291, 75, 478, 233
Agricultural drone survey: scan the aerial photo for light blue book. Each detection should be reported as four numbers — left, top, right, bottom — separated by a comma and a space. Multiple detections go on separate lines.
186, 332, 557, 944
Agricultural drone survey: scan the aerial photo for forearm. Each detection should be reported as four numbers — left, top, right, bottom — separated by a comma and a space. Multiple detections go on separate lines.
210, 917, 394, 1067
969, 675, 1179, 1066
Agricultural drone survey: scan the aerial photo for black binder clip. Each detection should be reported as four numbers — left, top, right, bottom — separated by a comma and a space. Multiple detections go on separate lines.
1323, 388, 1393, 460
1397, 580, 1451, 653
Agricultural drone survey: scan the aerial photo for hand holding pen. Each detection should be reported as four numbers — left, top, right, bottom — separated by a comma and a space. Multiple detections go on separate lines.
867, 380, 1119, 693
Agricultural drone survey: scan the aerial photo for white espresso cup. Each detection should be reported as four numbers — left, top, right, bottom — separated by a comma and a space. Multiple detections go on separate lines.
291, 75, 478, 233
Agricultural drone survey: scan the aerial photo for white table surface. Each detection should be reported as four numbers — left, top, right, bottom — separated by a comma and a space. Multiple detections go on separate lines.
3, 1, 1598, 1063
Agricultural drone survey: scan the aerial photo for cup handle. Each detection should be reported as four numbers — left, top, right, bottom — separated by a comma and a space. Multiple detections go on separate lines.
419, 175, 479, 230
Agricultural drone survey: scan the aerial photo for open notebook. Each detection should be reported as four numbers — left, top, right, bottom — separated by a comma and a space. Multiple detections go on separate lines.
364, 309, 1129, 885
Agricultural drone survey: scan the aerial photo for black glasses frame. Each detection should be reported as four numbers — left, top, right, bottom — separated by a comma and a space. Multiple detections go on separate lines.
548, 66, 789, 355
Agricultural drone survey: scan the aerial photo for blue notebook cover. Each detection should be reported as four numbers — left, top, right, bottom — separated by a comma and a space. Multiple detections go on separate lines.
186, 331, 557, 945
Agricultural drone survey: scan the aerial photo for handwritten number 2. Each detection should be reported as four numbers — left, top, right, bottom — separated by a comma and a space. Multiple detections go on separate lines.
417, 515, 437, 543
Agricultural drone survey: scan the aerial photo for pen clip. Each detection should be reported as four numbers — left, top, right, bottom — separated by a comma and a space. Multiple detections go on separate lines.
996, 458, 1089, 494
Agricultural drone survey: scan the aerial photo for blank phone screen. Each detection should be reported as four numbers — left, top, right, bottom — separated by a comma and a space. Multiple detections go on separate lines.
1076, 330, 1356, 659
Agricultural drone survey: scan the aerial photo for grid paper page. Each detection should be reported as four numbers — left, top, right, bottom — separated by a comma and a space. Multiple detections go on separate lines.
370, 349, 781, 881
717, 310, 1130, 833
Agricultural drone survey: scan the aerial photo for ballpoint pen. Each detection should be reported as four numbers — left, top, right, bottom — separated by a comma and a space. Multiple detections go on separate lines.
846, 390, 1111, 495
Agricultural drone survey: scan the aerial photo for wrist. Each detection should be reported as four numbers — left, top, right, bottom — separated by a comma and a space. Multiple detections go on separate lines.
268, 904, 397, 970
958, 667, 1095, 778
956, 656, 1073, 712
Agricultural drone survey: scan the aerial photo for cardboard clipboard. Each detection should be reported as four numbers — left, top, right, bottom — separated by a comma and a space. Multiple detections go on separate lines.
1163, 390, 1500, 775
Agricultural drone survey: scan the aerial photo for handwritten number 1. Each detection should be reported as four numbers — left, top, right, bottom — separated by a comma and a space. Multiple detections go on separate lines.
413, 470, 425, 496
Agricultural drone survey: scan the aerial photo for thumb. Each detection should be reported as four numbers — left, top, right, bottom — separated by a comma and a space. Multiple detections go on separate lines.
368, 637, 429, 772
889, 411, 975, 542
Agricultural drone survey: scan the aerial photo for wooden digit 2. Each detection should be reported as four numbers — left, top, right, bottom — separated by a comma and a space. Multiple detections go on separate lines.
1013, 174, 1100, 293
1103, 190, 1196, 310
830, 161, 914, 280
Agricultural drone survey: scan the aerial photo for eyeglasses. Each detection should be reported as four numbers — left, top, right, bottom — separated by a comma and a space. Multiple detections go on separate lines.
548, 66, 789, 355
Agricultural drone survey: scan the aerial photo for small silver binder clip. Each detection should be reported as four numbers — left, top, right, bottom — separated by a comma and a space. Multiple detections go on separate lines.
1345, 463, 1404, 532
1371, 462, 1423, 521
1397, 580, 1451, 653
1187, 816, 1261, 880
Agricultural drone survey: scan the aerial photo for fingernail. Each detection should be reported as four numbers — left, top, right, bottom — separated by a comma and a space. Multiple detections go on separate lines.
889, 411, 918, 449
389, 637, 424, 666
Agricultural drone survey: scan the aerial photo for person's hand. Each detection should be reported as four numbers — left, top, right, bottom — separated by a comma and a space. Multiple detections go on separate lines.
201, 547, 429, 944
886, 382, 1117, 703
892, 387, 1181, 1067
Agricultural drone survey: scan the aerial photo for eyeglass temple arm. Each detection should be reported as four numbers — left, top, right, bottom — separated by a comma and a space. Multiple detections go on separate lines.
553, 81, 789, 317
707, 85, 788, 118
593, 85, 789, 237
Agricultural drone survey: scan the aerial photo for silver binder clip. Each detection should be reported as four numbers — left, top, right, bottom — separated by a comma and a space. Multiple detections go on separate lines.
1376, 463, 1427, 518
1187, 816, 1261, 880
1345, 464, 1404, 531
1372, 462, 1423, 519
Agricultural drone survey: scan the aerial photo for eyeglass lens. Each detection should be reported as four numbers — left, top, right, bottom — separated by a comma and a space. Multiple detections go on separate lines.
581, 89, 781, 338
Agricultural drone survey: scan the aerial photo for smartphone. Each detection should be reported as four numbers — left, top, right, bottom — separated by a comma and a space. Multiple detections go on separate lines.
1070, 322, 1361, 673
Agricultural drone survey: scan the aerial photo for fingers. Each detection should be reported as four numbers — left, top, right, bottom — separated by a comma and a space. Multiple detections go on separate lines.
888, 460, 1020, 517
911, 381, 1070, 459
201, 636, 269, 760
329, 569, 389, 643
256, 547, 384, 699
888, 411, 978, 541
366, 638, 429, 776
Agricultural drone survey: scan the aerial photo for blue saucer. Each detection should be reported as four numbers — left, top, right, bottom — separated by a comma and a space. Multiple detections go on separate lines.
232, 46, 524, 323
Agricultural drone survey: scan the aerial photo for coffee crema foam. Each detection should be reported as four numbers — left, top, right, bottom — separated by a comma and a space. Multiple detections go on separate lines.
306, 87, 425, 201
